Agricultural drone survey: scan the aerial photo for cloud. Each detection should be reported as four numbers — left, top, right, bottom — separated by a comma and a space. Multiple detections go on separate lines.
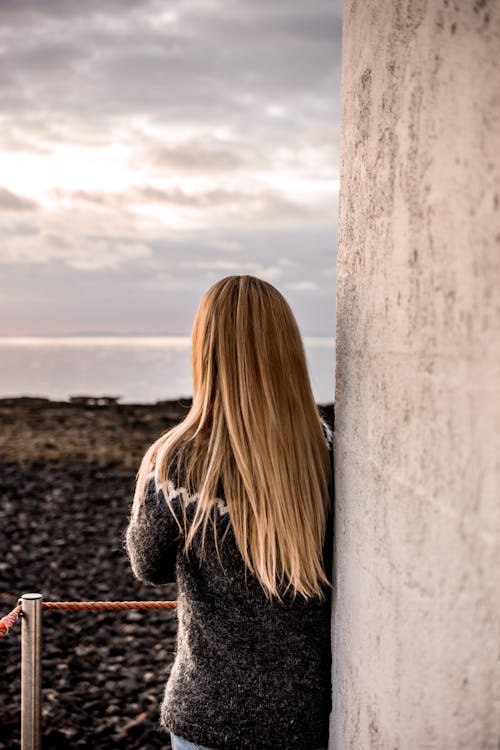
0, 188, 38, 211
46, 181, 333, 230
49, 189, 129, 208
136, 185, 320, 219
0, 0, 341, 131
285, 280, 320, 291
146, 138, 252, 172
0, 223, 337, 335
0, 0, 340, 225
0, 0, 341, 336
1, 232, 152, 270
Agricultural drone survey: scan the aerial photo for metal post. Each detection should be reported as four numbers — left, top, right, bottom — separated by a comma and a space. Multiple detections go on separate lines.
21, 593, 42, 750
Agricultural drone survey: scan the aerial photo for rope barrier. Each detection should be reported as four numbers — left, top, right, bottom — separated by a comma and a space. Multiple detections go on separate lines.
0, 604, 22, 638
43, 600, 178, 612
0, 599, 177, 639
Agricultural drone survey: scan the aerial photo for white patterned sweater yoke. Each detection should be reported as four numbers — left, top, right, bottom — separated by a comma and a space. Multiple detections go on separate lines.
125, 416, 334, 750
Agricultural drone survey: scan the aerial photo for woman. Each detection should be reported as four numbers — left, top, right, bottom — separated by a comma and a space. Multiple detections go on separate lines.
125, 275, 334, 750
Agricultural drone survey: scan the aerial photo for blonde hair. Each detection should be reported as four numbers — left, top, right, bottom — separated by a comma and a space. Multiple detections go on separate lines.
133, 275, 332, 600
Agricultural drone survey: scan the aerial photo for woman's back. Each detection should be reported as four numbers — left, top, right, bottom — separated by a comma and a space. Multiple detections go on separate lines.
125, 275, 334, 750
126, 417, 333, 750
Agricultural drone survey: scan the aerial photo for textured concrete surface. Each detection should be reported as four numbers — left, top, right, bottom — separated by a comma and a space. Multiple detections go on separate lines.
331, 1, 500, 748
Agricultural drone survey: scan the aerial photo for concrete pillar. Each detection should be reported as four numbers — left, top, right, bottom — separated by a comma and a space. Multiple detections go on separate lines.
332, 2, 500, 748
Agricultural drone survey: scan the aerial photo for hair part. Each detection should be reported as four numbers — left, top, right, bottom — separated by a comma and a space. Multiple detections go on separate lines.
133, 275, 332, 601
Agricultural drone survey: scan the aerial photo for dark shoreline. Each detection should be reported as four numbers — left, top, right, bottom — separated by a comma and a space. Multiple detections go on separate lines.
0, 396, 334, 466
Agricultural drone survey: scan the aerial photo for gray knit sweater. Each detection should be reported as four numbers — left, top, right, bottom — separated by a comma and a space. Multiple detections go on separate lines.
125, 418, 334, 750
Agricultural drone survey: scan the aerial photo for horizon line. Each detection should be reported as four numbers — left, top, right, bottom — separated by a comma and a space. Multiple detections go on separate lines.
0, 331, 336, 340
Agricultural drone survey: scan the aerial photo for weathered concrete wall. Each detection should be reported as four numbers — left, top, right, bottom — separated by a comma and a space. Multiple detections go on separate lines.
331, 2, 500, 748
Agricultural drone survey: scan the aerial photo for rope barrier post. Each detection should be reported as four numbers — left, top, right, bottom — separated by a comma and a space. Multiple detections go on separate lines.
21, 593, 42, 750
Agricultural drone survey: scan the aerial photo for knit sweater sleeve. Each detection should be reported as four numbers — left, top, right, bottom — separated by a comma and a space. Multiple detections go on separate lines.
125, 475, 185, 586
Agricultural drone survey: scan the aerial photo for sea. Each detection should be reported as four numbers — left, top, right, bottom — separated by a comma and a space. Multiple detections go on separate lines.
0, 336, 335, 405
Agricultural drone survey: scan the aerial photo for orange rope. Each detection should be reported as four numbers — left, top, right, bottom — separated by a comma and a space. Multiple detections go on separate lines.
0, 599, 177, 639
0, 604, 22, 639
42, 600, 177, 612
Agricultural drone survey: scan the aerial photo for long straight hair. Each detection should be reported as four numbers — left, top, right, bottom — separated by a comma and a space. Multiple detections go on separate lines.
132, 275, 332, 600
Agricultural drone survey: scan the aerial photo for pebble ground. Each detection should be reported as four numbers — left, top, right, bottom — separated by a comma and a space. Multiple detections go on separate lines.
0, 397, 333, 749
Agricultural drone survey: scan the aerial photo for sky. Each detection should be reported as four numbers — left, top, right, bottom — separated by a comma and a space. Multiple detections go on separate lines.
0, 0, 343, 337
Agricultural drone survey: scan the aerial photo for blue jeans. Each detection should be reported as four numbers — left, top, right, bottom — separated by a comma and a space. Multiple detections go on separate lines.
170, 733, 216, 750
170, 732, 326, 750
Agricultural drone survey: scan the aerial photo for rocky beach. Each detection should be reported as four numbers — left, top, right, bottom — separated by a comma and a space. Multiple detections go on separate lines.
0, 397, 334, 749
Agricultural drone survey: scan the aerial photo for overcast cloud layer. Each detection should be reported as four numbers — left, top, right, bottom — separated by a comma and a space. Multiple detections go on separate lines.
0, 0, 342, 335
